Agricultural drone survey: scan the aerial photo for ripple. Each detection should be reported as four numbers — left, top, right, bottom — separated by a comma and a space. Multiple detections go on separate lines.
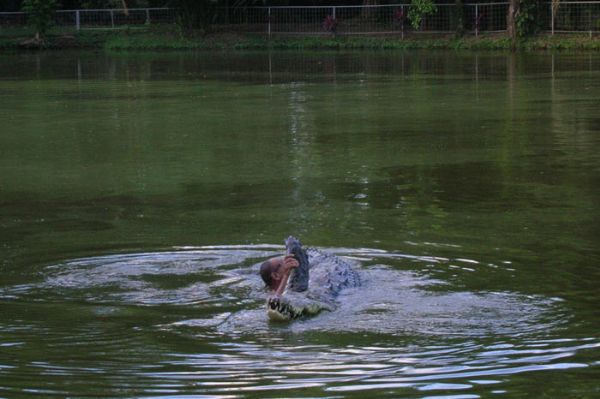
1, 246, 570, 339
126, 337, 599, 397
1, 246, 598, 398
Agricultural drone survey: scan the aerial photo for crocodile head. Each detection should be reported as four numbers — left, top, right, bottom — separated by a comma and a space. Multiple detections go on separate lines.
267, 291, 334, 322
284, 236, 310, 293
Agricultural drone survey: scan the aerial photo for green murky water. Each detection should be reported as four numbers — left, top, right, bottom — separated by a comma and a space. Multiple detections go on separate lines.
0, 50, 599, 398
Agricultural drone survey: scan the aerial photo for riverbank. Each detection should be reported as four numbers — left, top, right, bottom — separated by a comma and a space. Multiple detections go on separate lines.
1, 27, 599, 51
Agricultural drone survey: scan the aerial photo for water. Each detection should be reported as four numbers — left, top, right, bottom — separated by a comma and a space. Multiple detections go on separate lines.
0, 50, 599, 398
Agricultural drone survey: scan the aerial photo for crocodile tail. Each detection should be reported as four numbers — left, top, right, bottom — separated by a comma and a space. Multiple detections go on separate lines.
285, 236, 310, 292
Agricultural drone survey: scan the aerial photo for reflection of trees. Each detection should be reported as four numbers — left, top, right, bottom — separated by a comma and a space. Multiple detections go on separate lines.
2, 51, 599, 251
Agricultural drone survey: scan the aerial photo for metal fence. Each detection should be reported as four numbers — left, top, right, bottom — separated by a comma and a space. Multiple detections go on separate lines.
213, 4, 510, 36
0, 7, 176, 30
551, 1, 600, 34
61, 8, 177, 29
0, 3, 598, 36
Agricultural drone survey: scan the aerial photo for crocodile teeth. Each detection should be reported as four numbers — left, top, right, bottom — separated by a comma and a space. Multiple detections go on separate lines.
268, 297, 300, 319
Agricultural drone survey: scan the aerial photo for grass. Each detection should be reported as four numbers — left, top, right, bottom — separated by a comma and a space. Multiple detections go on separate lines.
519, 35, 600, 51
1, 24, 598, 51
101, 32, 600, 52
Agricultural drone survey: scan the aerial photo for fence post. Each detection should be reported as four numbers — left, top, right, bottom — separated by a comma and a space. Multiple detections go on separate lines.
267, 7, 271, 40
401, 4, 405, 39
475, 4, 478, 37
332, 6, 336, 20
146, 9, 150, 25
75, 10, 80, 30
550, 3, 554, 36
110, 9, 114, 28
589, 8, 593, 38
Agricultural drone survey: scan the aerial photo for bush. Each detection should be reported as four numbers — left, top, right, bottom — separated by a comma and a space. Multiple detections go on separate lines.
22, 0, 59, 40
408, 0, 437, 30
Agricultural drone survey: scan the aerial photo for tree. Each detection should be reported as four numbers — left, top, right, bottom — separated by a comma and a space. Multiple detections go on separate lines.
507, 0, 518, 45
453, 0, 464, 37
408, 0, 437, 30
171, 0, 264, 35
22, 0, 59, 41
173, 0, 218, 34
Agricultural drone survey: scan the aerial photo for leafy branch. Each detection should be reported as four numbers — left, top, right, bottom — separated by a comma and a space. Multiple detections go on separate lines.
408, 0, 437, 30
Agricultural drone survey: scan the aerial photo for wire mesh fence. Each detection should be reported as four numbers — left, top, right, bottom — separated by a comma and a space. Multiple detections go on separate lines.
213, 7, 268, 33
0, 3, 598, 36
62, 8, 177, 30
226, 4, 512, 36
464, 3, 510, 34
0, 8, 176, 33
552, 1, 600, 34
0, 11, 27, 27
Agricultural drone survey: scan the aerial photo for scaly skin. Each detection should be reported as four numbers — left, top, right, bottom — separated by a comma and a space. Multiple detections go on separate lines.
267, 246, 361, 321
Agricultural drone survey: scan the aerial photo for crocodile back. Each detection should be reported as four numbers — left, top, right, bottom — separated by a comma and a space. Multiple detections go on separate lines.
306, 248, 361, 297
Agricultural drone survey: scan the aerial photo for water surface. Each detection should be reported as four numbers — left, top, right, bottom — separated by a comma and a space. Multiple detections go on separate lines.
0, 50, 599, 398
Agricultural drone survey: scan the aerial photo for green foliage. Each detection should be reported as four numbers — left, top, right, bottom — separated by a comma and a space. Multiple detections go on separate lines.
1, 21, 598, 51
172, 0, 265, 35
519, 35, 600, 50
22, 0, 59, 39
81, 0, 123, 8
93, 32, 600, 52
408, 0, 437, 30
516, 0, 540, 37
105, 33, 205, 50
175, 0, 219, 34
0, 37, 16, 49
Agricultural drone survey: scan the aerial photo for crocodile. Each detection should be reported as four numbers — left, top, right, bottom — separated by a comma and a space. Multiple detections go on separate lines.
267, 236, 361, 321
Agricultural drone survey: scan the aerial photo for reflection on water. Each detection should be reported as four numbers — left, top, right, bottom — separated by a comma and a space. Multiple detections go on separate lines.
1, 50, 597, 85
1, 247, 598, 398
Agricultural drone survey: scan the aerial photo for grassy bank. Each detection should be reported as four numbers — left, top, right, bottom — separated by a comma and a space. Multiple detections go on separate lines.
1, 26, 599, 51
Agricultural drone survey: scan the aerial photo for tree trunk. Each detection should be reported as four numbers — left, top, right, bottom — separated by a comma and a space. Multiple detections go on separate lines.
507, 0, 519, 47
454, 0, 464, 37
176, 0, 217, 35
